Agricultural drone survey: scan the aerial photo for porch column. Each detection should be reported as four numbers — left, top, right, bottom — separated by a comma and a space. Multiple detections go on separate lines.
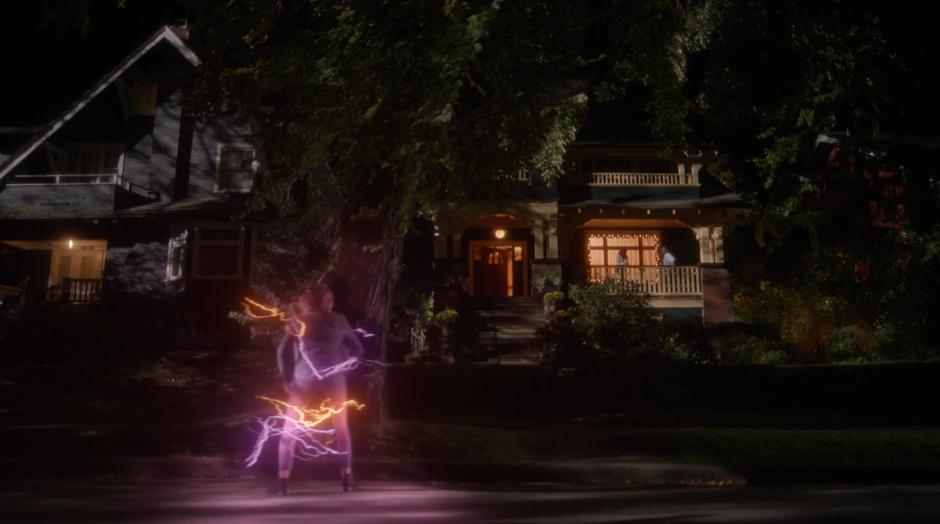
533, 220, 545, 259
695, 226, 724, 264
546, 218, 559, 259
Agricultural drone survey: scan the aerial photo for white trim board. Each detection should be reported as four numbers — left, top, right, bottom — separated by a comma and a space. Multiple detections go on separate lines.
0, 26, 200, 182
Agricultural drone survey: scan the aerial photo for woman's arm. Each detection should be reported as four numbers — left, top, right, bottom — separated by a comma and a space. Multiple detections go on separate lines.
340, 315, 365, 358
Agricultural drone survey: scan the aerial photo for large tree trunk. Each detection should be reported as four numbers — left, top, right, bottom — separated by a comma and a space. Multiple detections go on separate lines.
326, 202, 405, 425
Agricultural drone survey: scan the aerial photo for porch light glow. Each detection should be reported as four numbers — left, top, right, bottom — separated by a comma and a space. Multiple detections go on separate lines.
493, 228, 507, 239
67, 239, 74, 249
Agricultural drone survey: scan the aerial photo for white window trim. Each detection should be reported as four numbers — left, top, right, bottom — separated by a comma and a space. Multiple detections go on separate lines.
166, 230, 188, 281
191, 226, 246, 280
214, 143, 256, 193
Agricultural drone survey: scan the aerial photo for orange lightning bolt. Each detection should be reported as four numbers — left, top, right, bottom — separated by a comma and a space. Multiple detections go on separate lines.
258, 396, 365, 428
242, 297, 306, 337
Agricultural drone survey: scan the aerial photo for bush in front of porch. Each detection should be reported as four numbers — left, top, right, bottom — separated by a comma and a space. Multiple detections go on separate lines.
540, 282, 667, 372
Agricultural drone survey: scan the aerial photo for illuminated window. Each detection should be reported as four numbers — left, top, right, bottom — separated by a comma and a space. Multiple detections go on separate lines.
585, 231, 661, 268
216, 145, 255, 192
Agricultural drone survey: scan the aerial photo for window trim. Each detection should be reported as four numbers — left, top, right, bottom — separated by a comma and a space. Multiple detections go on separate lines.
166, 230, 189, 281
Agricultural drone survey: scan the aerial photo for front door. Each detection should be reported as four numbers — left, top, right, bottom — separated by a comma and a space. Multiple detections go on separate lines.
481, 247, 511, 297
470, 241, 527, 297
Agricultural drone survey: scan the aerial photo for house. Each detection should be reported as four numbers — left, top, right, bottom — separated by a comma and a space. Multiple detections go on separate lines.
432, 143, 741, 324
0, 24, 259, 313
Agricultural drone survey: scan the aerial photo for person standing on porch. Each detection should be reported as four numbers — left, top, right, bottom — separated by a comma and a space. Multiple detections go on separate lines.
662, 248, 676, 267
615, 248, 629, 281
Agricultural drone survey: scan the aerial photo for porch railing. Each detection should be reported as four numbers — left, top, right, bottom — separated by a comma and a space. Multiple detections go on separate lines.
564, 171, 699, 186
584, 265, 702, 296
56, 278, 103, 304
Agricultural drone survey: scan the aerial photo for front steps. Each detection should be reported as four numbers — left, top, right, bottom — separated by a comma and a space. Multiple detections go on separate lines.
474, 297, 544, 364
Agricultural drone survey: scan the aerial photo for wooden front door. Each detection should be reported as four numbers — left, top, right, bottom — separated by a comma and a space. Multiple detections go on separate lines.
482, 247, 512, 297
469, 240, 528, 297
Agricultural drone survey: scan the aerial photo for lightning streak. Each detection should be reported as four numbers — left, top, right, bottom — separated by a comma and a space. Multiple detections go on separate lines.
245, 397, 366, 467
242, 297, 306, 337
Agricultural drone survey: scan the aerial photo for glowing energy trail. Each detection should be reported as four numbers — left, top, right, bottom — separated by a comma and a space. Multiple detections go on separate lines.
245, 397, 365, 467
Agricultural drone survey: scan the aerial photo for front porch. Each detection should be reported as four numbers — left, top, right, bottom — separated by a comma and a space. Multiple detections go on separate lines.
0, 239, 107, 305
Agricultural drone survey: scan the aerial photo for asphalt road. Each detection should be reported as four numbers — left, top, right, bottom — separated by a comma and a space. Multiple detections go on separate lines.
4, 478, 940, 523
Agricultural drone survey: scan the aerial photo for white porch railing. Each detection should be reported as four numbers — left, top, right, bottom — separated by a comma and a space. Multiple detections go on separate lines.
7, 173, 119, 185
586, 265, 702, 296
588, 171, 699, 186
7, 173, 160, 200
52, 278, 103, 304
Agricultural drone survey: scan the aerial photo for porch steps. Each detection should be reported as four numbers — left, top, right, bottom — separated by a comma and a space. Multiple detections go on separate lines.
475, 297, 545, 364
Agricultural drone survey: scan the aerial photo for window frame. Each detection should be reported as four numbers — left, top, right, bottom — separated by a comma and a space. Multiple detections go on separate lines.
585, 230, 663, 268
190, 226, 246, 280
214, 143, 256, 193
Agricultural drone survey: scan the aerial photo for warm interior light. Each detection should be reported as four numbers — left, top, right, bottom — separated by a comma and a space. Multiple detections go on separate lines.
493, 228, 507, 239
67, 239, 74, 249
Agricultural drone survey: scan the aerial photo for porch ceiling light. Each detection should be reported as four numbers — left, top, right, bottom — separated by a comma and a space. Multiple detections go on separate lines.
493, 228, 507, 239
68, 239, 74, 249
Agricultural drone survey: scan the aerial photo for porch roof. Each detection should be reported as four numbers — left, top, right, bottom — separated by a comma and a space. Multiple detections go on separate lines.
560, 190, 744, 210
115, 195, 243, 218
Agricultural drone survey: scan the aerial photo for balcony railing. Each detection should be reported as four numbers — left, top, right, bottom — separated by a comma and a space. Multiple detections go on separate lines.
50, 278, 103, 304
7, 173, 160, 200
583, 171, 699, 186
7, 173, 119, 185
584, 265, 702, 296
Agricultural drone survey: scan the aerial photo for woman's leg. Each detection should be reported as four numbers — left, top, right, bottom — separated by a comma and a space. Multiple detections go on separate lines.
323, 375, 352, 474
277, 388, 307, 479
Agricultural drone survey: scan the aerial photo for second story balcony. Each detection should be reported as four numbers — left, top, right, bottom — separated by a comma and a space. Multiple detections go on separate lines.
582, 170, 699, 186
562, 148, 703, 188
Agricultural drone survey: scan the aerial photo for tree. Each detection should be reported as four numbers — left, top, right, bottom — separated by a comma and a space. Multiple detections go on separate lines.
692, 1, 940, 360
184, 0, 715, 414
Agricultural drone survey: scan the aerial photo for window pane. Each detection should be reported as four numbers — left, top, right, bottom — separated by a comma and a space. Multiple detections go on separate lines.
588, 235, 604, 247
589, 249, 605, 266
197, 245, 240, 277
100, 148, 122, 175
217, 147, 255, 192
200, 228, 241, 241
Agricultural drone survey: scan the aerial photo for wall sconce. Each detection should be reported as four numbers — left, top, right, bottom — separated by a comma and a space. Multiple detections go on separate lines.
68, 239, 74, 249
493, 228, 507, 239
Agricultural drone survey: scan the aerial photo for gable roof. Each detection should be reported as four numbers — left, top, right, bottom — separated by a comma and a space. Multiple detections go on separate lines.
0, 26, 199, 182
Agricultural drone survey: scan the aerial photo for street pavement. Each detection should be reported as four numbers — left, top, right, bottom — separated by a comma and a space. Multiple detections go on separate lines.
4, 478, 940, 523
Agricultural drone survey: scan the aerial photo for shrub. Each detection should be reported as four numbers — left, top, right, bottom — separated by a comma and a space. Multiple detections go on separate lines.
540, 281, 666, 372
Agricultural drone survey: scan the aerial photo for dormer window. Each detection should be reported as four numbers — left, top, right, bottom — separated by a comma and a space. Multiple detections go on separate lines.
215, 144, 255, 193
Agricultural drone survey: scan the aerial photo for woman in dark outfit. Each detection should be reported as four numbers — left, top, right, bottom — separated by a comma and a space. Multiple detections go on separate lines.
273, 283, 364, 494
